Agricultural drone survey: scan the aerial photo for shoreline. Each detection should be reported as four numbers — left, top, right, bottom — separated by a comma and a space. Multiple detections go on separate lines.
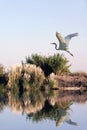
55, 72, 87, 90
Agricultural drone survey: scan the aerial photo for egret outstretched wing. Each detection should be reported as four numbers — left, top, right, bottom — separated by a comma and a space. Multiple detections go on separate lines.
56, 32, 65, 44
64, 33, 78, 44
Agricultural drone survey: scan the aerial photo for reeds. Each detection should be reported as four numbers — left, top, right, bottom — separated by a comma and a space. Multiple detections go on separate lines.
8, 63, 45, 89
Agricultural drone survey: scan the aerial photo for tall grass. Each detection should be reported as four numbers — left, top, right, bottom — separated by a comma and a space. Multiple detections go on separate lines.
26, 54, 70, 76
8, 63, 45, 90
0, 64, 8, 86
0, 64, 5, 75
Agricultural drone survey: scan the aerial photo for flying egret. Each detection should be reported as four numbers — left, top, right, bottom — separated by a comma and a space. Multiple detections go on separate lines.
50, 32, 79, 56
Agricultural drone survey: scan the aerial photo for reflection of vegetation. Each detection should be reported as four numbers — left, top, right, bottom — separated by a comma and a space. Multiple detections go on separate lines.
7, 90, 45, 114
27, 99, 77, 126
0, 89, 8, 112
27, 100, 57, 121
26, 54, 70, 76
0, 89, 87, 126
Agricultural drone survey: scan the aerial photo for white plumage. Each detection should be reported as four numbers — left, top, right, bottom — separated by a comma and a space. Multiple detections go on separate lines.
50, 32, 79, 56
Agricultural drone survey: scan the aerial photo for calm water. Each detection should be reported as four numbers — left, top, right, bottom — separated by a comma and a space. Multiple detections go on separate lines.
0, 90, 87, 130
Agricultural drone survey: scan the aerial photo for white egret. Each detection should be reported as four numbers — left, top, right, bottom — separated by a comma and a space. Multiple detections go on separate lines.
50, 32, 79, 56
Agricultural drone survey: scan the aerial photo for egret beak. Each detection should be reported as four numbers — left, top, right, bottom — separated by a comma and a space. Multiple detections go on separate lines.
50, 43, 54, 44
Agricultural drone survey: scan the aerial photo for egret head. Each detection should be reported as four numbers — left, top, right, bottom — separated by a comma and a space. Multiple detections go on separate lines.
50, 42, 58, 49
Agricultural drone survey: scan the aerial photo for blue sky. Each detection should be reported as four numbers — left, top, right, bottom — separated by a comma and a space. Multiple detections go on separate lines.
0, 0, 87, 72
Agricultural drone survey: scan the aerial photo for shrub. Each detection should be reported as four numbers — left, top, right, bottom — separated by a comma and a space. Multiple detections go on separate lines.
26, 54, 70, 76
8, 63, 45, 90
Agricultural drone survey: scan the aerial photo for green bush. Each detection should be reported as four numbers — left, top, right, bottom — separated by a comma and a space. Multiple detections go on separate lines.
26, 54, 70, 76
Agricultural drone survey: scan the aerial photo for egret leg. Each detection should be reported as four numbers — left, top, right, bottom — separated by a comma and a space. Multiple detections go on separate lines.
66, 50, 74, 56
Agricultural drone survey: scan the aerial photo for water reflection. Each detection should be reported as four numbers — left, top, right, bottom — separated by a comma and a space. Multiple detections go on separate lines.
0, 88, 87, 127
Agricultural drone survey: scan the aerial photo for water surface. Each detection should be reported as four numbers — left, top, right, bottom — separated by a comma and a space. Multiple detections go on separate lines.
0, 90, 87, 130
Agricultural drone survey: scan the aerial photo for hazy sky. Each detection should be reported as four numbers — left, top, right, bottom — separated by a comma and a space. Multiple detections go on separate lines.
0, 0, 87, 72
